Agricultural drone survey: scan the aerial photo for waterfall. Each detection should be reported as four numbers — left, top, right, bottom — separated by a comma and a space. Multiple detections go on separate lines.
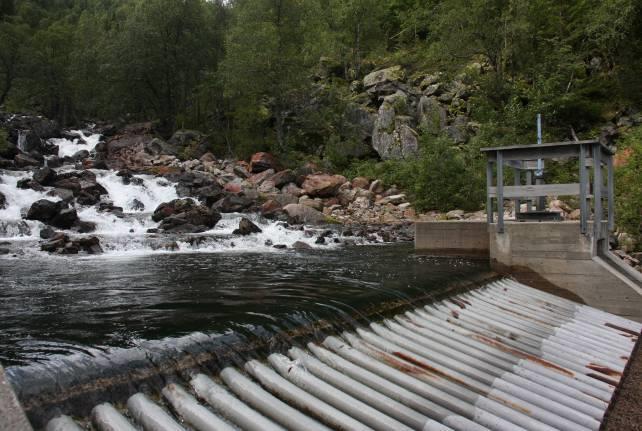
0, 131, 350, 256
49, 130, 102, 158
17, 130, 27, 152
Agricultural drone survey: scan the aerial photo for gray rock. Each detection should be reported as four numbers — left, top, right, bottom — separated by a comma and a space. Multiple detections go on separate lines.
363, 66, 404, 88
283, 204, 326, 225
371, 101, 419, 160
233, 217, 262, 236
418, 96, 447, 135
292, 241, 312, 250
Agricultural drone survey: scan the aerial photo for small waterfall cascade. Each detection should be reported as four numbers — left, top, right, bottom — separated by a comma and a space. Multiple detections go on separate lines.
0, 130, 351, 256
16, 130, 27, 152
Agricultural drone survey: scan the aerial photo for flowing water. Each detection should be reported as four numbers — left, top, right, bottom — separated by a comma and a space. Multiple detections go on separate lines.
0, 132, 489, 381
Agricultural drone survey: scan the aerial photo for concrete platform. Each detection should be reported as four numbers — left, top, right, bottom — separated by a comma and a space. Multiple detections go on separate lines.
415, 220, 642, 322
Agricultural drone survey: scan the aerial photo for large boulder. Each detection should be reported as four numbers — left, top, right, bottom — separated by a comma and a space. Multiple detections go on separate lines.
363, 66, 404, 88
26, 199, 64, 222
233, 218, 262, 235
153, 198, 221, 233
417, 96, 447, 135
33, 167, 57, 186
212, 195, 254, 213
14, 153, 40, 168
371, 96, 418, 160
25, 199, 79, 228
250, 152, 279, 173
283, 203, 326, 225
302, 174, 347, 198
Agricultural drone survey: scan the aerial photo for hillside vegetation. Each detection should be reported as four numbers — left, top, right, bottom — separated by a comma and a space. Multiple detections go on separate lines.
1, 0, 641, 244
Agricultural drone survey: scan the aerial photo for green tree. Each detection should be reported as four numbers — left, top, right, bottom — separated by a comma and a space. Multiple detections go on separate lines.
0, 18, 29, 106
106, 0, 224, 131
222, 0, 326, 153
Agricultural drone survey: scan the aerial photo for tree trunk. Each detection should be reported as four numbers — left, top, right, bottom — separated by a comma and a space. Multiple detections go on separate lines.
275, 109, 285, 152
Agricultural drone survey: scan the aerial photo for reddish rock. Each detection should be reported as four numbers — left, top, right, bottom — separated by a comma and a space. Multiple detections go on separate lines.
270, 169, 297, 188
302, 174, 347, 198
324, 197, 340, 207
250, 152, 279, 173
260, 199, 282, 216
224, 182, 242, 193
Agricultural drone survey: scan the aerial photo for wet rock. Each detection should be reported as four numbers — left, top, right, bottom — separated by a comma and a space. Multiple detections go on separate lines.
302, 174, 347, 198
273, 244, 287, 249
72, 149, 90, 161
283, 204, 326, 225
50, 208, 79, 229
44, 155, 62, 168
52, 177, 81, 194
153, 199, 222, 233
75, 236, 103, 254
76, 191, 100, 206
40, 233, 69, 252
75, 221, 97, 233
39, 225, 56, 239
33, 167, 57, 185
14, 153, 40, 168
131, 199, 145, 211
292, 241, 312, 250
0, 191, 5, 209
233, 218, 262, 236
315, 236, 326, 245
249, 152, 279, 173
26, 199, 65, 223
0, 247, 9, 255
193, 184, 224, 206
212, 195, 253, 213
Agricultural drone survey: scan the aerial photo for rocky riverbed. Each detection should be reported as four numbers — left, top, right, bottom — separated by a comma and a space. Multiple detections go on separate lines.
0, 113, 427, 256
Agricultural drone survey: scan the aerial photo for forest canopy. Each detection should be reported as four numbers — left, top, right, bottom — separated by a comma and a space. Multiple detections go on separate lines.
1, 0, 641, 234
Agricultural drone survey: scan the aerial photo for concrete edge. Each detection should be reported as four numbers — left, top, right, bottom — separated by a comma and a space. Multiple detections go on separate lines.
0, 365, 33, 431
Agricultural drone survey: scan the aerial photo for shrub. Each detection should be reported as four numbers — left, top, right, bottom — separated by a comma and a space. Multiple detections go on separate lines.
615, 126, 642, 249
346, 135, 485, 212
0, 128, 8, 155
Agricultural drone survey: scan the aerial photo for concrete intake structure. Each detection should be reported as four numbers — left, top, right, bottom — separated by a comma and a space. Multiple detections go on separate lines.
7, 278, 640, 431
415, 220, 642, 322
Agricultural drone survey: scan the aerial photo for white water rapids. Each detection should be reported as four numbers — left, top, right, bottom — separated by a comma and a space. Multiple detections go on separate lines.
0, 133, 352, 257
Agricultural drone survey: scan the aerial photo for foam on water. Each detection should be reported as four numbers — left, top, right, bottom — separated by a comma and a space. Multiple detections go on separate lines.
1, 135, 346, 255
49, 130, 102, 158
0, 171, 59, 239
94, 170, 178, 213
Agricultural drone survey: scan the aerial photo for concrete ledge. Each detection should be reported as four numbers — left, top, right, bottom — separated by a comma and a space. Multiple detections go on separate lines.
415, 221, 489, 257
0, 365, 32, 431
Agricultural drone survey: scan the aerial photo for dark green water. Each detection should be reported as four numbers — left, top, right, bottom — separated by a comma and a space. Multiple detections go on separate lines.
0, 244, 488, 367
